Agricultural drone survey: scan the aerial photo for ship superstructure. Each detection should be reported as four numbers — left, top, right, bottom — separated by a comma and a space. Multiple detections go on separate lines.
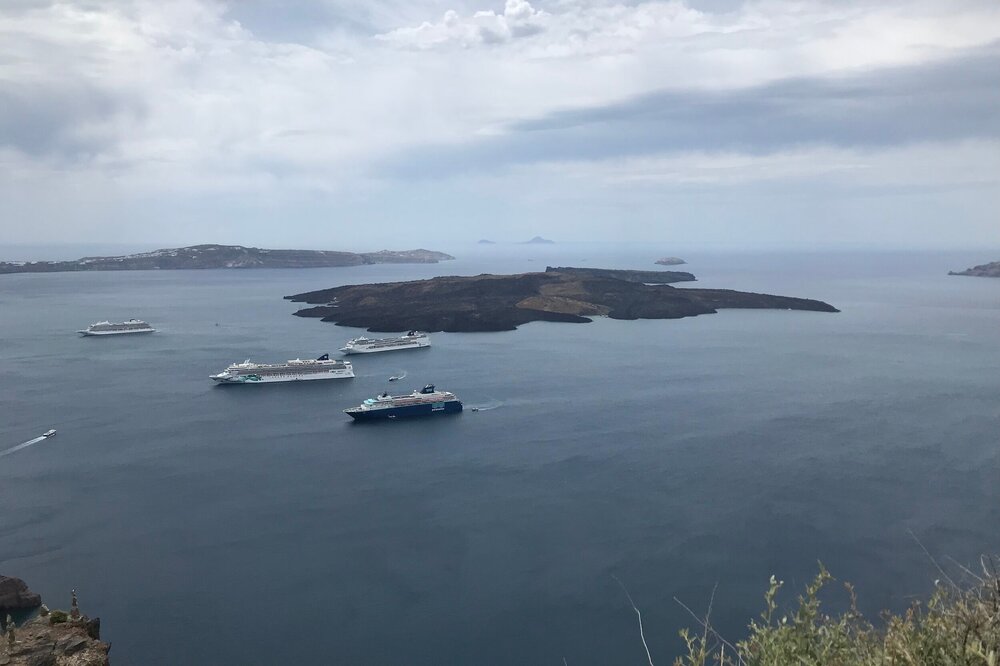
339, 331, 430, 354
211, 354, 354, 384
344, 384, 462, 421
78, 319, 155, 336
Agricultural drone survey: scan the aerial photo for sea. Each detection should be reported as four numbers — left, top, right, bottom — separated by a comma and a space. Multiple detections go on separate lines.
1, 245, 998, 665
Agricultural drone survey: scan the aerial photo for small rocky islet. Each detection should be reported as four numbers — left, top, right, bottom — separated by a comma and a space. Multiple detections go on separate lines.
287, 266, 838, 332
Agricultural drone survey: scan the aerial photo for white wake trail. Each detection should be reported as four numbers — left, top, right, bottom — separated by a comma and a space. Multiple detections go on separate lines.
0, 436, 47, 458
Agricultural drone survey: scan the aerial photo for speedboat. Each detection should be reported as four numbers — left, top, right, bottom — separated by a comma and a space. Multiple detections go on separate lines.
42, 429, 57, 438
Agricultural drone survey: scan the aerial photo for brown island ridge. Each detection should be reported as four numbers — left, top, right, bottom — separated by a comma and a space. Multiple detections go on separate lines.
949, 260, 1000, 277
0, 245, 454, 275
287, 266, 838, 332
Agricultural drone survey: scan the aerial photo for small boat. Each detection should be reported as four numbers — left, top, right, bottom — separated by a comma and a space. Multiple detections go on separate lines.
388, 375, 401, 382
42, 429, 57, 438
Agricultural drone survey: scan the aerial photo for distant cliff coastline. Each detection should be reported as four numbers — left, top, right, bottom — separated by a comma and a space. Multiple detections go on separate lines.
949, 261, 1000, 277
287, 266, 837, 332
0, 245, 454, 275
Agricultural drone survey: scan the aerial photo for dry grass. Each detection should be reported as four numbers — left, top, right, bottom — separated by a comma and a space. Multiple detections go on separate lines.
675, 558, 1000, 666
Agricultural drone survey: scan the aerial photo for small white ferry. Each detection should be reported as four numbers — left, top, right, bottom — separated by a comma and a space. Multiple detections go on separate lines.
42, 429, 57, 438
339, 331, 430, 355
78, 319, 155, 336
211, 354, 354, 384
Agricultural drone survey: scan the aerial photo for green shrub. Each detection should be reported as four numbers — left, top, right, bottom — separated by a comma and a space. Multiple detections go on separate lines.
48, 610, 68, 625
676, 559, 1000, 666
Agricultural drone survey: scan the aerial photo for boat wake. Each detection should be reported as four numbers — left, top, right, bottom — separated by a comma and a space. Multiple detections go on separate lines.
467, 399, 503, 412
388, 370, 407, 382
0, 436, 47, 458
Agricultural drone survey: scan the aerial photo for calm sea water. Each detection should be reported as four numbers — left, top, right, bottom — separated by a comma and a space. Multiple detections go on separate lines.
1, 246, 998, 665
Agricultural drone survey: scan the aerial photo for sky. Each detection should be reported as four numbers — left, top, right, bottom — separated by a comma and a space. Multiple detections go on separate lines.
0, 0, 998, 251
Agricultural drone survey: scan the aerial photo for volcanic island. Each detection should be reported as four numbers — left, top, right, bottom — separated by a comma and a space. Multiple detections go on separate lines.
286, 266, 838, 333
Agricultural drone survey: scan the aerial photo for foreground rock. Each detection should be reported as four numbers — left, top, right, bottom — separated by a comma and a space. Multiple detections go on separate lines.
0, 245, 454, 275
287, 266, 838, 332
655, 256, 686, 266
949, 261, 1000, 277
0, 578, 40, 613
2, 587, 109, 666
2, 614, 109, 665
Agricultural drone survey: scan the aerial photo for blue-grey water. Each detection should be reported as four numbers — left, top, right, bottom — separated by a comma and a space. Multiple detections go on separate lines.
1, 246, 998, 665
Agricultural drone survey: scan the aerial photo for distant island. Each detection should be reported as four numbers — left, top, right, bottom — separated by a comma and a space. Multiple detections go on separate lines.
0, 244, 455, 275
949, 260, 1000, 277
520, 236, 554, 244
286, 266, 837, 332
477, 239, 496, 245
655, 256, 686, 266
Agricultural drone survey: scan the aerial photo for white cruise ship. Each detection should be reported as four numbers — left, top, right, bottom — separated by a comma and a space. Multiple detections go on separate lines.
78, 319, 155, 336
210, 354, 354, 384
339, 331, 431, 355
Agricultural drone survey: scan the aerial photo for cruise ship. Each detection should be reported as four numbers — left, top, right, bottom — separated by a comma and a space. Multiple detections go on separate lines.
78, 319, 155, 336
344, 384, 462, 421
339, 331, 430, 355
210, 354, 354, 384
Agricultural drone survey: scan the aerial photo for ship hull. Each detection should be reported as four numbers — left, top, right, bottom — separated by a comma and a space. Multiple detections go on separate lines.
340, 340, 430, 354
79, 328, 155, 336
212, 370, 354, 384
346, 400, 462, 421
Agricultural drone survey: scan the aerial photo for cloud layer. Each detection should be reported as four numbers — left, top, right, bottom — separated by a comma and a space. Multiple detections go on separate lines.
1, 0, 998, 248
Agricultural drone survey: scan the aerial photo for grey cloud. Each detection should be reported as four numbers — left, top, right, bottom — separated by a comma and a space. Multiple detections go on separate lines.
383, 44, 1000, 178
0, 82, 140, 160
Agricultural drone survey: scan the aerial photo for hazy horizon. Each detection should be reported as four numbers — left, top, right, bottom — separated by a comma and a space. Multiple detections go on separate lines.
2, 1, 999, 250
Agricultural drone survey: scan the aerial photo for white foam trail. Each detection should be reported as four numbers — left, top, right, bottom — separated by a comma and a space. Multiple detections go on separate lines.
388, 370, 407, 381
468, 399, 503, 412
0, 436, 47, 458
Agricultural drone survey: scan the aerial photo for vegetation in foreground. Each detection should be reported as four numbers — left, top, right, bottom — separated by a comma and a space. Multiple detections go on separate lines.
674, 559, 1000, 666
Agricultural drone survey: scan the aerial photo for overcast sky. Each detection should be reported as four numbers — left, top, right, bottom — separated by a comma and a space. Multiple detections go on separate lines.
1, 0, 998, 251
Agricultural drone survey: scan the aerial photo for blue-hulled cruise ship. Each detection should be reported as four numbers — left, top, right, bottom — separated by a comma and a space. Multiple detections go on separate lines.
344, 385, 462, 421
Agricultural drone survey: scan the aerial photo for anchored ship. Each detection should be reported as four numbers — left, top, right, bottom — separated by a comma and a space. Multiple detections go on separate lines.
78, 319, 155, 336
344, 384, 462, 421
211, 354, 354, 384
339, 331, 430, 355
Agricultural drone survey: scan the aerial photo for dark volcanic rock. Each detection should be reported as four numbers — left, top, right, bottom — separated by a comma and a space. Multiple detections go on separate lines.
545, 266, 695, 284
949, 261, 1000, 277
0, 577, 41, 612
0, 245, 454, 275
286, 267, 837, 332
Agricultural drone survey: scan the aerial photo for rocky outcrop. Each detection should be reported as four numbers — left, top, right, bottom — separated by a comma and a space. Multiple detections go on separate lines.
949, 261, 1000, 277
2, 614, 109, 666
2, 587, 109, 666
0, 245, 454, 275
655, 256, 686, 266
520, 236, 554, 244
287, 266, 838, 332
0, 578, 40, 613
